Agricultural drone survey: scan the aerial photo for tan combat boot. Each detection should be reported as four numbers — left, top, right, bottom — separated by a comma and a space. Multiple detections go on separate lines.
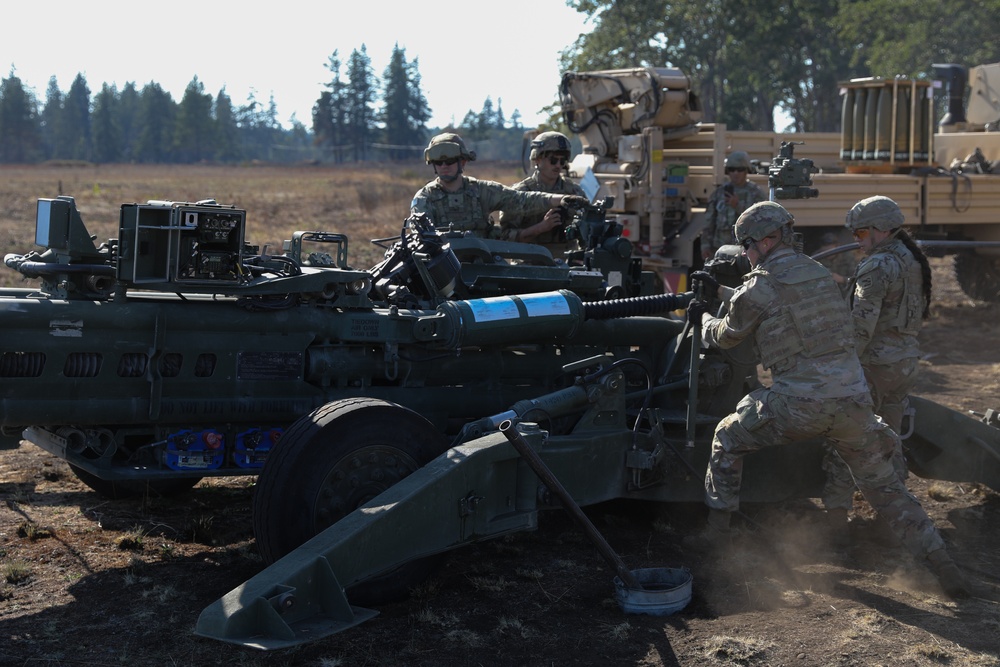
683, 509, 732, 551
926, 549, 970, 599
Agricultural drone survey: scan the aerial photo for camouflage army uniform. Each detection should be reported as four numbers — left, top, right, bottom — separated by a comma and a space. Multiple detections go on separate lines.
498, 170, 586, 254
410, 176, 555, 239
702, 181, 765, 256
822, 236, 923, 509
701, 246, 946, 560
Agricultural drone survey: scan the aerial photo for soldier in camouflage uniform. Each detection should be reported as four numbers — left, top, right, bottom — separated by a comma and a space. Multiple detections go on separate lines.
685, 201, 967, 598
499, 131, 587, 257
822, 196, 934, 521
701, 151, 765, 260
411, 133, 586, 238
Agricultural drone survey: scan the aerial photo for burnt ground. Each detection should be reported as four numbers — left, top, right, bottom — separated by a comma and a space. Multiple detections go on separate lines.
1, 257, 999, 667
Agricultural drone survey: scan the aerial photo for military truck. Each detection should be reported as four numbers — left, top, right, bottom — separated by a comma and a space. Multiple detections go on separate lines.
554, 62, 1000, 300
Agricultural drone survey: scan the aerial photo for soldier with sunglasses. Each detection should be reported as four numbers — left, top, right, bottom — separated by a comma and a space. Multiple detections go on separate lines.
701, 150, 765, 260
411, 132, 586, 239
498, 131, 588, 256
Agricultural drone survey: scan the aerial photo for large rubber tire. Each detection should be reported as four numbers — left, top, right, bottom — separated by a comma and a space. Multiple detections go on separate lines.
69, 464, 201, 500
252, 397, 449, 605
954, 252, 1000, 303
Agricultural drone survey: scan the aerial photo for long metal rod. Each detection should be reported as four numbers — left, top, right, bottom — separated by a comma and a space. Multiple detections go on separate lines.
499, 420, 643, 590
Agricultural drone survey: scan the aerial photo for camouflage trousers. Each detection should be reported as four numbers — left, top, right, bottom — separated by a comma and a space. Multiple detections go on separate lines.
705, 387, 945, 559
822, 357, 918, 510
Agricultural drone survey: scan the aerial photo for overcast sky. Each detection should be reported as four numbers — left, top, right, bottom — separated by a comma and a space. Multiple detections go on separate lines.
3, 1, 594, 130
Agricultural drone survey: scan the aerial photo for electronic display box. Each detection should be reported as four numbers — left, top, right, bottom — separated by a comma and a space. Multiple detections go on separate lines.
118, 201, 247, 286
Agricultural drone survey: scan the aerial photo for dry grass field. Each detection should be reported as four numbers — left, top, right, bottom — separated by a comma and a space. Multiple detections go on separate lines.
0, 163, 998, 667
0, 161, 526, 281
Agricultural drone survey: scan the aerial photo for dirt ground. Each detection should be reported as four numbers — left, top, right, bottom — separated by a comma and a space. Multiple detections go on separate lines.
1, 251, 999, 663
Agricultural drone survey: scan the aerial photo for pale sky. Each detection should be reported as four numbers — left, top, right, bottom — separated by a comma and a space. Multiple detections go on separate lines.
4, 1, 594, 130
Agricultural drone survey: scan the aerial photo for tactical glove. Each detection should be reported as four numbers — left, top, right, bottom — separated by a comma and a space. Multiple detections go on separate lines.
690, 270, 720, 295
687, 299, 710, 324
560, 195, 590, 209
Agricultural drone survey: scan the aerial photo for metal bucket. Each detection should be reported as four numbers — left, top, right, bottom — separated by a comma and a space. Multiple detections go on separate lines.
614, 567, 692, 616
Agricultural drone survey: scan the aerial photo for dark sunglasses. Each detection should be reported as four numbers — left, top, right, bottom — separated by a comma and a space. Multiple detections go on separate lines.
740, 237, 756, 250
725, 167, 748, 173
431, 157, 460, 167
547, 156, 568, 166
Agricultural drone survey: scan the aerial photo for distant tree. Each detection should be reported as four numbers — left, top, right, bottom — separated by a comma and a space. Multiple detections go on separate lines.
40, 76, 63, 159
0, 69, 42, 163
380, 44, 431, 159
135, 82, 176, 163
345, 45, 378, 161
214, 87, 240, 162
173, 77, 215, 162
313, 50, 349, 162
509, 108, 522, 129
63, 74, 92, 160
495, 98, 507, 129
91, 83, 122, 163
117, 82, 140, 161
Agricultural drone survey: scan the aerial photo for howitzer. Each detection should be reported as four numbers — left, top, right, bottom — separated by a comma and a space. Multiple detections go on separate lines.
2, 195, 998, 650
0, 195, 658, 496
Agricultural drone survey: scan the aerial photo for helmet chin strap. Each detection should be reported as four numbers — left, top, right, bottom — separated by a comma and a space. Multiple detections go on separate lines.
435, 164, 463, 183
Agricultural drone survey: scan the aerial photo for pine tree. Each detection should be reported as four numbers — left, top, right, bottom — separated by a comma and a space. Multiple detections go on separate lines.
0, 69, 42, 163
173, 77, 215, 162
135, 82, 176, 163
40, 77, 63, 159
214, 88, 240, 162
345, 45, 377, 161
381, 44, 431, 160
313, 50, 349, 163
63, 74, 93, 161
91, 83, 122, 163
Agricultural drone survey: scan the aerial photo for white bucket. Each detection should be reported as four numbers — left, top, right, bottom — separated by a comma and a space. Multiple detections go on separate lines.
614, 567, 692, 616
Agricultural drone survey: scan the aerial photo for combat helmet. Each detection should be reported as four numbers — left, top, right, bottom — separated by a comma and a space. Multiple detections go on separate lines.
845, 195, 904, 232
424, 133, 476, 163
734, 201, 794, 244
725, 150, 751, 170
530, 131, 572, 160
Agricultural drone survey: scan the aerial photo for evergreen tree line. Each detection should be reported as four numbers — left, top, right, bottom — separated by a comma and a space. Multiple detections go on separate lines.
0, 71, 313, 164
311, 43, 526, 163
0, 42, 531, 165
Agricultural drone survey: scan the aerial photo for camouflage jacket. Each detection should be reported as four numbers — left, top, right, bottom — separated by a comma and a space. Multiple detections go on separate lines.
498, 171, 586, 243
702, 181, 765, 254
851, 237, 923, 365
703, 247, 868, 398
410, 176, 554, 238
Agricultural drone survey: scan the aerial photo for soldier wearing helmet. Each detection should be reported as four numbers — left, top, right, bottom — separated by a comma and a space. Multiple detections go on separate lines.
411, 132, 586, 238
499, 131, 588, 256
683, 200, 967, 598
702, 150, 765, 260
822, 196, 934, 532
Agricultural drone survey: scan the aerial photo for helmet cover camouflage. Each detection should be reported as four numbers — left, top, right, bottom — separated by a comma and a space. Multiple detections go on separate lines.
530, 131, 572, 160
425, 133, 476, 163
725, 150, 751, 170
734, 201, 794, 243
845, 195, 904, 232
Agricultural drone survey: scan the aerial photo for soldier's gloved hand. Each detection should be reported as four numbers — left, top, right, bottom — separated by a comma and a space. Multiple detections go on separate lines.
560, 195, 589, 209
690, 270, 720, 295
687, 299, 710, 324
